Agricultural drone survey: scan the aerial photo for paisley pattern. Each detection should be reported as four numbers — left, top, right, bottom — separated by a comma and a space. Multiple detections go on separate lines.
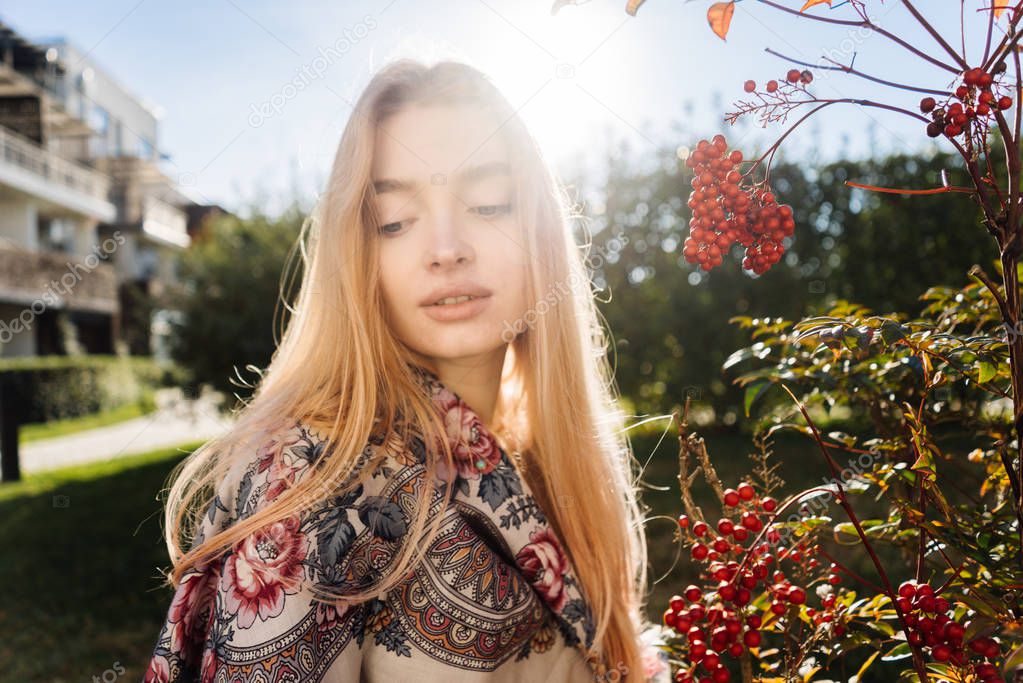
143, 363, 638, 682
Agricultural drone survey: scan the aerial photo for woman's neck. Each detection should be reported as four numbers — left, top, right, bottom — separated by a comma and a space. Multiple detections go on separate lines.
432, 348, 507, 428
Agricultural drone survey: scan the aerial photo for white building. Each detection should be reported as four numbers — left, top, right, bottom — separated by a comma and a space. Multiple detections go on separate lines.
0, 19, 208, 359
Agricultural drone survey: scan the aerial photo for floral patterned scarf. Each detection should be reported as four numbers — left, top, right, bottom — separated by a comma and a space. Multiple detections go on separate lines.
143, 363, 668, 682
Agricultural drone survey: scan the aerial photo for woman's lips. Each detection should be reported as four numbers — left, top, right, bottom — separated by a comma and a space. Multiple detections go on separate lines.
421, 294, 492, 322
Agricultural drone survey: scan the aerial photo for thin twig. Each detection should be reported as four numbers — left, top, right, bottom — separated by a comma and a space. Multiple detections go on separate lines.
776, 383, 932, 681
844, 180, 977, 195
673, 404, 706, 522
753, 0, 961, 73
763, 47, 948, 96
900, 0, 970, 70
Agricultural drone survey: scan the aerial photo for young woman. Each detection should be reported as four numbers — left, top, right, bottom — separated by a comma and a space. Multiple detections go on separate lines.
144, 59, 669, 683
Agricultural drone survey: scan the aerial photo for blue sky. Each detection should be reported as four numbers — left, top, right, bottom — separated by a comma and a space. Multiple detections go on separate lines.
3, 1, 983, 214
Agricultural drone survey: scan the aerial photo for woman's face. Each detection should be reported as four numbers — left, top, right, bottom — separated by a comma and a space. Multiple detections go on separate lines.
371, 103, 530, 371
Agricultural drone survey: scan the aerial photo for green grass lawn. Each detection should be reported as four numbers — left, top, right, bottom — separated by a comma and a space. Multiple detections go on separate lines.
0, 441, 204, 682
0, 422, 980, 681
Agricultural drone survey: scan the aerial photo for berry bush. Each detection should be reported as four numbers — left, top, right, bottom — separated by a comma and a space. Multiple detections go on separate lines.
550, 0, 1023, 680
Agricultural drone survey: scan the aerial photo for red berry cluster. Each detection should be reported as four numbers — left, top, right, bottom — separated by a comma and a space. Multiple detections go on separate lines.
667, 482, 843, 682
743, 68, 813, 95
897, 580, 1004, 681
682, 135, 795, 274
921, 64, 1012, 139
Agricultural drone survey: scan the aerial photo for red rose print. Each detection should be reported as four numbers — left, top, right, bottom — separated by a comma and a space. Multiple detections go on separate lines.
255, 426, 304, 503
221, 515, 308, 629
200, 647, 218, 683
167, 563, 220, 652
264, 457, 300, 503
143, 653, 170, 683
435, 388, 503, 481
256, 423, 302, 474
515, 528, 570, 613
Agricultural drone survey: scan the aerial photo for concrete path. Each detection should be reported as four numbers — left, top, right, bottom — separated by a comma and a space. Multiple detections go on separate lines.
18, 387, 236, 474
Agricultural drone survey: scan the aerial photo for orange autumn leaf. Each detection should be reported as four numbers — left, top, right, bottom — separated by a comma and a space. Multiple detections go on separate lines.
707, 1, 736, 40
626, 0, 646, 16
994, 0, 1008, 19
800, 0, 832, 10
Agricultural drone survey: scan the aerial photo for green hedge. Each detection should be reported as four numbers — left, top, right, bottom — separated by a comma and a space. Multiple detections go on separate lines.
0, 355, 189, 423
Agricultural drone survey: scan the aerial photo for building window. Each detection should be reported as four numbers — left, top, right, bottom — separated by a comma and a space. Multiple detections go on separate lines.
37, 217, 72, 253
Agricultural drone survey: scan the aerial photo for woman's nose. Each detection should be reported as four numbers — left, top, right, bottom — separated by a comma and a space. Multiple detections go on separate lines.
424, 209, 473, 269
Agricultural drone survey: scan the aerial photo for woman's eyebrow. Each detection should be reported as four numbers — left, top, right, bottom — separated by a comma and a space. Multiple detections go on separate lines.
372, 161, 510, 196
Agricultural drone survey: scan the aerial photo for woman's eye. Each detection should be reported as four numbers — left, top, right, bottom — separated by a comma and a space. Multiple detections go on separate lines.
378, 220, 405, 235
471, 203, 513, 218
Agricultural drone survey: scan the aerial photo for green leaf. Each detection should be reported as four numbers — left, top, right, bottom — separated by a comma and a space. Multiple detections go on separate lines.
827, 431, 857, 447
910, 448, 935, 479
958, 590, 1000, 619
723, 347, 756, 371
1004, 644, 1023, 674
855, 650, 879, 681
744, 380, 771, 417
896, 669, 921, 683
978, 359, 997, 383
865, 619, 895, 637
880, 319, 908, 345
881, 643, 912, 661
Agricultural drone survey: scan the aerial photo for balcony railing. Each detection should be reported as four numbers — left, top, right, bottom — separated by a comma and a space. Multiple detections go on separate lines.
0, 125, 113, 209
141, 196, 190, 248
0, 244, 118, 314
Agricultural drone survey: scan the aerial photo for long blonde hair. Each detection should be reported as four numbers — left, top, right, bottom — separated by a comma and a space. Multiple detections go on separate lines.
161, 58, 654, 678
